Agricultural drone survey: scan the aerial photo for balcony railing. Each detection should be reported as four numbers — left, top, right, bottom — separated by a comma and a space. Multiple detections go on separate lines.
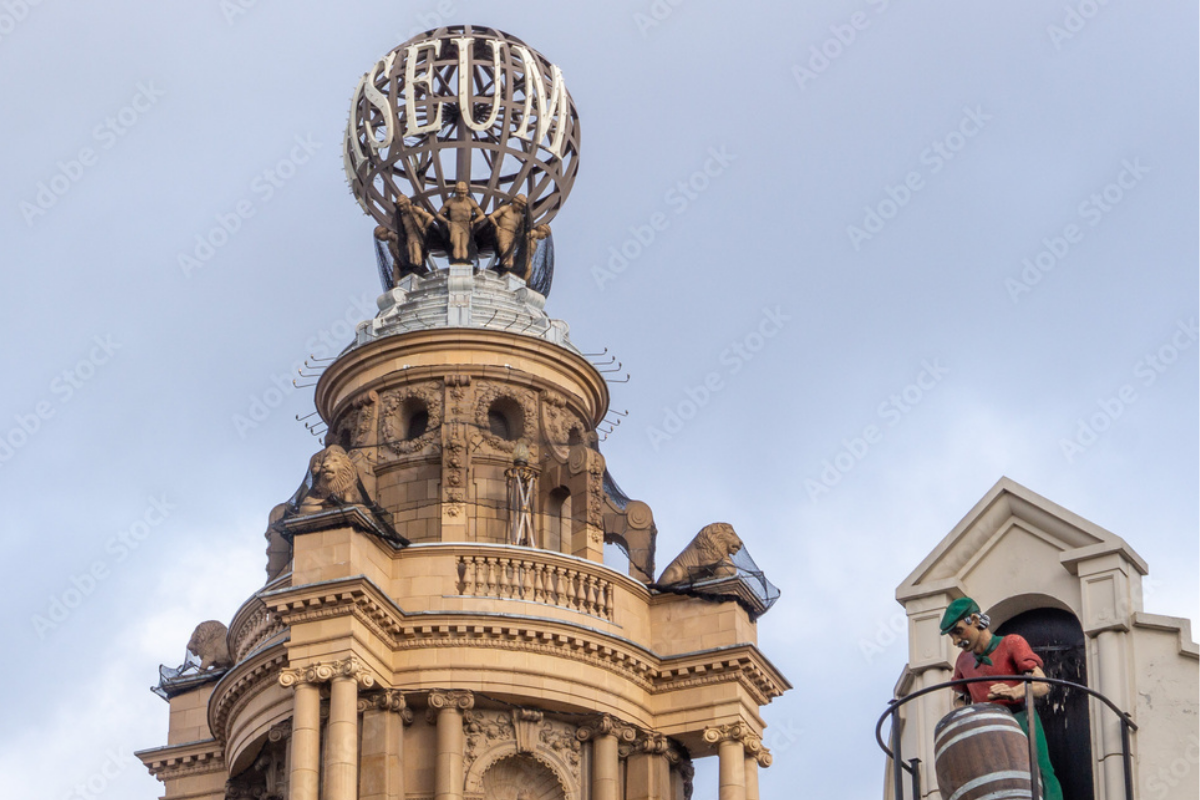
456, 553, 615, 621
875, 675, 1137, 800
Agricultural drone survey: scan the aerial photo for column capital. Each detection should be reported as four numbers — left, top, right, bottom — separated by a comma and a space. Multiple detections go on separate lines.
576, 713, 638, 743
703, 722, 770, 764
279, 656, 380, 690
428, 689, 475, 711
359, 689, 415, 723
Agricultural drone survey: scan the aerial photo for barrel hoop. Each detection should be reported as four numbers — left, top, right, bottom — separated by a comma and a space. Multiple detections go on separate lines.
935, 712, 1017, 743
935, 724, 1027, 762
973, 791, 1033, 800
947, 771, 1032, 800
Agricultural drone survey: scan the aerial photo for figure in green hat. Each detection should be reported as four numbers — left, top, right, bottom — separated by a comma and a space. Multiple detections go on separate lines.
941, 597, 1063, 800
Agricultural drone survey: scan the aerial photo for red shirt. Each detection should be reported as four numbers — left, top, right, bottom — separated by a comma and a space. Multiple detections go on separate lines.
951, 634, 1043, 706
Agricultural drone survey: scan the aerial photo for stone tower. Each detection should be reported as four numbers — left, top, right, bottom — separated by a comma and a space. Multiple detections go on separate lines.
135, 27, 789, 800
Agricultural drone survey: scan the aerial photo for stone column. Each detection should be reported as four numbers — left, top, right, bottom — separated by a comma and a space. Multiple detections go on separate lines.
281, 658, 378, 800
280, 673, 322, 800
430, 690, 474, 800
705, 723, 766, 800
717, 739, 746, 800
361, 690, 411, 800
593, 732, 620, 800
744, 755, 759, 800
326, 674, 361, 800
580, 714, 636, 800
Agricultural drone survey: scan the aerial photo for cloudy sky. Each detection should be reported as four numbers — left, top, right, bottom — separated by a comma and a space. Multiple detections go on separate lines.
1, 2, 1195, 798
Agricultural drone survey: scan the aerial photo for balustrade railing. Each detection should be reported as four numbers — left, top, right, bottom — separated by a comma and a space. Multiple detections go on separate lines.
456, 554, 614, 621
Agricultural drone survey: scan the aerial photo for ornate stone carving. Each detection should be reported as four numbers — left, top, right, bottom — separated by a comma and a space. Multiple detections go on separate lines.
540, 390, 587, 461
278, 656, 377, 689
428, 688, 476, 711
446, 373, 472, 415
657, 522, 743, 587
701, 721, 769, 764
475, 381, 537, 453
359, 689, 415, 723
576, 714, 638, 744
464, 711, 581, 800
224, 726, 288, 800
295, 445, 370, 514
380, 382, 443, 456
187, 620, 233, 671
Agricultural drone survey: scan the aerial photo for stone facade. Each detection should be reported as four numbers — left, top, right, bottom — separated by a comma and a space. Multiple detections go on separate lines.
884, 477, 1199, 800
136, 270, 789, 800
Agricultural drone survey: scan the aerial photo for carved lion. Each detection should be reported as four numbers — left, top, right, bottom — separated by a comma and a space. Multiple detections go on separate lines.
657, 522, 743, 587
186, 620, 232, 671
296, 445, 366, 514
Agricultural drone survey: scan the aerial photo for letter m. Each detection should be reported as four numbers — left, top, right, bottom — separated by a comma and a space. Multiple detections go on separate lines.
511, 45, 571, 159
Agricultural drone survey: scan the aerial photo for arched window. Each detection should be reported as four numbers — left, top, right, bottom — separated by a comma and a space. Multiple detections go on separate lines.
996, 608, 1094, 800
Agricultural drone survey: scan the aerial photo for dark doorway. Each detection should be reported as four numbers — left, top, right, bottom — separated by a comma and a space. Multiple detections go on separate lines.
996, 608, 1094, 800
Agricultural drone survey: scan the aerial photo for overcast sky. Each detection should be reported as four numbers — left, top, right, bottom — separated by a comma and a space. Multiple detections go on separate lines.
1, 2, 1196, 798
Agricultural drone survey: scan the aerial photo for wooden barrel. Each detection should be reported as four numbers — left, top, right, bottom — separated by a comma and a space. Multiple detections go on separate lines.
933, 704, 1032, 800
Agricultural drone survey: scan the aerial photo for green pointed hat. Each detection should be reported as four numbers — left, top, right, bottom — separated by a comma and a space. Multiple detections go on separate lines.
939, 597, 981, 634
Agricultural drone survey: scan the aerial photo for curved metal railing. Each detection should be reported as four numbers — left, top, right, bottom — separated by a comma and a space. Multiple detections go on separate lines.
875, 674, 1137, 800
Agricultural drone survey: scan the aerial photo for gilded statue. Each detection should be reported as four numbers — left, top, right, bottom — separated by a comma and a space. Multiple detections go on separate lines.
487, 193, 529, 273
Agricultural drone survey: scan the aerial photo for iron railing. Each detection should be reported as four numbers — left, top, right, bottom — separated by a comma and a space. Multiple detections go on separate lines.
875, 675, 1137, 800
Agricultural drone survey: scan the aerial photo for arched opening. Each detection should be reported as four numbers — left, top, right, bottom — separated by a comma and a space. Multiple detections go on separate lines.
603, 535, 631, 574
488, 396, 525, 441
996, 607, 1094, 800
545, 487, 571, 553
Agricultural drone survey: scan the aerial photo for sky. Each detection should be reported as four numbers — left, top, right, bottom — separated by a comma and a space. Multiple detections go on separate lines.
0, 2, 1196, 798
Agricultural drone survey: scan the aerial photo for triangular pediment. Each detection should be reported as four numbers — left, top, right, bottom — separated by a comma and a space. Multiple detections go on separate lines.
897, 477, 1147, 603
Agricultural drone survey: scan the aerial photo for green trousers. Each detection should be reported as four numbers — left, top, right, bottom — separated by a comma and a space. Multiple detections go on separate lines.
1014, 709, 1064, 800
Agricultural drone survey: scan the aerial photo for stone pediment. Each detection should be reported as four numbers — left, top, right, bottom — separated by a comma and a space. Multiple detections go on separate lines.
897, 476, 1147, 605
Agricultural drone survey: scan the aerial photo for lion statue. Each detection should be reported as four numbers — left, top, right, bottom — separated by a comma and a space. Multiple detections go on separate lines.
186, 620, 232, 671
296, 444, 367, 514
656, 522, 744, 587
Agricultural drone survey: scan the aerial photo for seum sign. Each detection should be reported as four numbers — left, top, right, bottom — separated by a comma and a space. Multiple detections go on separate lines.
343, 26, 581, 228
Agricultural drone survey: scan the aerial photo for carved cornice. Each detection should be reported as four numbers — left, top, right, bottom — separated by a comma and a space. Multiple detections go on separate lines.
267, 578, 786, 708
137, 740, 225, 780
279, 656, 380, 690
